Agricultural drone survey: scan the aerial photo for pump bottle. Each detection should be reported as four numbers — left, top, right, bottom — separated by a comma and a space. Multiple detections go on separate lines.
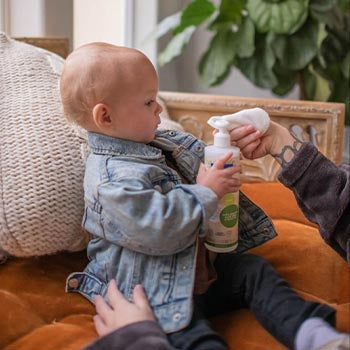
204, 118, 240, 253
204, 107, 270, 253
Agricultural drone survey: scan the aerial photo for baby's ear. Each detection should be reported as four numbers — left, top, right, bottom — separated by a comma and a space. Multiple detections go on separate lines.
92, 103, 112, 129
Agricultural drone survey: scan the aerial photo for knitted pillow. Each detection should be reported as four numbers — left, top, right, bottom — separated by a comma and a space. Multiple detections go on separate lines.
0, 32, 88, 261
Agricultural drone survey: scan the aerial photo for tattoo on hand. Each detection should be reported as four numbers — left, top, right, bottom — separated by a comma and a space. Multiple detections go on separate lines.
271, 133, 303, 167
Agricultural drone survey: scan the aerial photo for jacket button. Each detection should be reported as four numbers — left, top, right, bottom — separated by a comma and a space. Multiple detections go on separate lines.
68, 278, 79, 288
173, 313, 182, 322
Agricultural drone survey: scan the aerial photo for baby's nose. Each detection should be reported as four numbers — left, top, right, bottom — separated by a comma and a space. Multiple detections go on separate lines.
156, 101, 163, 114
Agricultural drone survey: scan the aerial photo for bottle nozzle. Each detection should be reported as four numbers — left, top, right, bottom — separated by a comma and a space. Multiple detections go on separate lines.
207, 117, 230, 133
207, 116, 231, 147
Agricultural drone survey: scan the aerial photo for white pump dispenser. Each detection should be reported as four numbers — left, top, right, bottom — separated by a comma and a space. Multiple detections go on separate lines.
207, 118, 231, 148
204, 108, 270, 253
204, 118, 240, 253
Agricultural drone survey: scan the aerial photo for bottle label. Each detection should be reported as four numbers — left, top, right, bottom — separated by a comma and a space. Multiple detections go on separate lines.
220, 203, 238, 227
204, 156, 239, 252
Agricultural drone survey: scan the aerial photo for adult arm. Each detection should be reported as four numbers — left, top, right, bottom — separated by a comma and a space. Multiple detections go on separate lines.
83, 321, 174, 350
231, 121, 350, 263
277, 142, 350, 264
83, 280, 175, 350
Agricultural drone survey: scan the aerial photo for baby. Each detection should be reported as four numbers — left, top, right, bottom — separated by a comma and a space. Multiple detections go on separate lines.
60, 43, 344, 350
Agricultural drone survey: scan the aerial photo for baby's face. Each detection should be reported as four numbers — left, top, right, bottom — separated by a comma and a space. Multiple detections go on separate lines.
107, 57, 163, 143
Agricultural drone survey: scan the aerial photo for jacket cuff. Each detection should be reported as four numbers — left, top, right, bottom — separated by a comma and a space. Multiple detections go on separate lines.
278, 142, 319, 188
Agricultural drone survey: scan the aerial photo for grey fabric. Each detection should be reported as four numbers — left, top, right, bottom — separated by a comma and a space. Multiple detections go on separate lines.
278, 142, 350, 264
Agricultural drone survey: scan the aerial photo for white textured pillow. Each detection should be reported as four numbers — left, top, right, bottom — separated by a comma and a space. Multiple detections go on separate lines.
0, 32, 88, 260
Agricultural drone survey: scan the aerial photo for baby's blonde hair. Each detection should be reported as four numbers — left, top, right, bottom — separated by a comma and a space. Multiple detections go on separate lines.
60, 43, 145, 126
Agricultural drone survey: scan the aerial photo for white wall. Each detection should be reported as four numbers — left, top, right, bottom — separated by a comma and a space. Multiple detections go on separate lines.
0, 0, 73, 50
0, 0, 9, 32
44, 0, 73, 50
73, 0, 158, 65
6, 0, 45, 36
1, 0, 158, 64
73, 0, 123, 49
132, 0, 158, 66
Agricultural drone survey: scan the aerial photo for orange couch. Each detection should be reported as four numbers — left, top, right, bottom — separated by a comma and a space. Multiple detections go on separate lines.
1, 182, 349, 350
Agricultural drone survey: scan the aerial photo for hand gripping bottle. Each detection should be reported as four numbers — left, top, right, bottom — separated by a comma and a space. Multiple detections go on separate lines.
204, 118, 240, 253
204, 107, 270, 253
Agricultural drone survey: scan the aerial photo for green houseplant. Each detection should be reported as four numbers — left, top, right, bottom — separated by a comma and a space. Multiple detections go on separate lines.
153, 0, 350, 125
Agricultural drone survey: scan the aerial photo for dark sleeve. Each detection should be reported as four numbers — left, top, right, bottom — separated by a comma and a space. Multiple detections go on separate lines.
278, 142, 350, 264
83, 321, 175, 350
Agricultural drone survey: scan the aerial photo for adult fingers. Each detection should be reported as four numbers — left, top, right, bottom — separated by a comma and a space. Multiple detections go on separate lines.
107, 279, 128, 309
236, 130, 262, 150
94, 295, 112, 321
229, 125, 256, 141
133, 285, 152, 311
93, 314, 109, 337
241, 139, 262, 159
213, 152, 233, 169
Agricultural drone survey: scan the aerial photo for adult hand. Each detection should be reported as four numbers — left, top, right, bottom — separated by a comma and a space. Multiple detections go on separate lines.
93, 279, 155, 337
228, 121, 297, 161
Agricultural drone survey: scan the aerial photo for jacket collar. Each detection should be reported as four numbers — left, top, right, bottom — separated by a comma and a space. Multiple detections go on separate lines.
88, 131, 165, 160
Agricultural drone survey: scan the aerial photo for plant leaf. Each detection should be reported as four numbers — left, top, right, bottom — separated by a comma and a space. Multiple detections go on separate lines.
247, 0, 309, 34
320, 13, 350, 64
314, 60, 350, 124
321, 31, 347, 64
233, 17, 255, 58
338, 0, 350, 12
303, 68, 317, 100
199, 30, 237, 87
158, 26, 196, 66
310, 0, 336, 13
173, 0, 216, 35
309, 0, 337, 22
272, 19, 319, 70
210, 0, 247, 30
328, 75, 350, 125
340, 52, 350, 78
272, 64, 296, 96
145, 12, 182, 43
311, 67, 331, 101
237, 33, 277, 88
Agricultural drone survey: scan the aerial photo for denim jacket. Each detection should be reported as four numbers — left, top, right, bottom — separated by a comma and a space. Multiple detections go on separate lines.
66, 130, 277, 333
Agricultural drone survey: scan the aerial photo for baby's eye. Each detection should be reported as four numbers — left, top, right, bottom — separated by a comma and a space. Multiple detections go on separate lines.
145, 99, 155, 106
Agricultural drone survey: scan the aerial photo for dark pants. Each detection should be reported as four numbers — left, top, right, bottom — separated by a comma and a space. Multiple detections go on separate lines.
167, 253, 335, 350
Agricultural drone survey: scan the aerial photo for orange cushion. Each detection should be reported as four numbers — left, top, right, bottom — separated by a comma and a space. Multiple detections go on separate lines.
1, 182, 349, 350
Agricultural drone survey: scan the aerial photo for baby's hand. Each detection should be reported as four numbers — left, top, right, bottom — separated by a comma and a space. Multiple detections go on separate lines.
93, 279, 155, 337
197, 152, 241, 199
